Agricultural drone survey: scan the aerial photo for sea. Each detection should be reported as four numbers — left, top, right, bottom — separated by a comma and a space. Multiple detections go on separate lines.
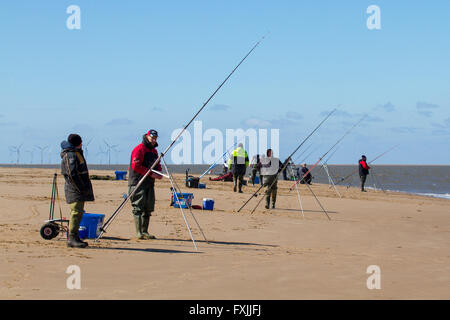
1, 164, 449, 200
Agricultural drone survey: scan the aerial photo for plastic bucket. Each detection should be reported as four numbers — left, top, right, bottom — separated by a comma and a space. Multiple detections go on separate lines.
79, 213, 105, 239
202, 198, 214, 210
115, 171, 127, 180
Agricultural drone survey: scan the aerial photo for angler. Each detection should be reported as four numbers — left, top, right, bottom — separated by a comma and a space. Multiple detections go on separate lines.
336, 144, 399, 187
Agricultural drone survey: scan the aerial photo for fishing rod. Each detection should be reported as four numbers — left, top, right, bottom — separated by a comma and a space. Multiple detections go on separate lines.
323, 143, 341, 165
198, 136, 245, 179
237, 108, 337, 213
292, 143, 312, 164
298, 145, 320, 165
95, 34, 267, 241
289, 114, 367, 191
198, 147, 235, 179
335, 144, 399, 186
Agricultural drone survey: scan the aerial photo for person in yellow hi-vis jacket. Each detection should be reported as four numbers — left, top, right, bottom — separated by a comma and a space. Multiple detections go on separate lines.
228, 143, 249, 193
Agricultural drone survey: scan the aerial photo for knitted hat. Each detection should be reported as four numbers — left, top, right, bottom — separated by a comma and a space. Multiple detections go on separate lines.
68, 134, 82, 147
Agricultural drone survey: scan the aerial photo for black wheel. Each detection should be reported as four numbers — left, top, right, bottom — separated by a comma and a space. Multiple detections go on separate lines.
40, 223, 60, 240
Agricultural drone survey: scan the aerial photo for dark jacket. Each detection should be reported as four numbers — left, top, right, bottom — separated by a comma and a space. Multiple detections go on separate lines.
128, 135, 162, 186
359, 159, 371, 176
60, 141, 95, 204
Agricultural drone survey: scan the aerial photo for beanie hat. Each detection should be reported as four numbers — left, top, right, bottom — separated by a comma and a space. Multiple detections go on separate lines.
147, 129, 158, 137
68, 134, 82, 147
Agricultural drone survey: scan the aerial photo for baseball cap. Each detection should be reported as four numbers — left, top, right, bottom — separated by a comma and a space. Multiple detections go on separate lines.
147, 129, 158, 137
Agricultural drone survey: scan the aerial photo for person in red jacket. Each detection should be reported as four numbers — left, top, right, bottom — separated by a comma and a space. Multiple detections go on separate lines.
128, 129, 162, 239
358, 155, 371, 192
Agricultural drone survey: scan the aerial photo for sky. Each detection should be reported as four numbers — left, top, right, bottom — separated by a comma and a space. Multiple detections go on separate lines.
1, 0, 449, 165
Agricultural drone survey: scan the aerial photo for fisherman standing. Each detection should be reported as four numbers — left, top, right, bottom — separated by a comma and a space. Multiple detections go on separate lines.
60, 133, 94, 248
359, 155, 371, 192
282, 157, 292, 180
128, 130, 162, 239
249, 154, 262, 186
299, 163, 313, 185
260, 148, 283, 209
228, 143, 249, 193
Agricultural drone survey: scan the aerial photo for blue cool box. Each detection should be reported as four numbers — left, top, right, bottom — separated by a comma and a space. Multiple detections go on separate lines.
203, 198, 214, 210
174, 193, 194, 209
78, 213, 105, 239
115, 171, 127, 180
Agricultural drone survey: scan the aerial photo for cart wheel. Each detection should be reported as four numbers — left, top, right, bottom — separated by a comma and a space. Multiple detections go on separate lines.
40, 223, 59, 240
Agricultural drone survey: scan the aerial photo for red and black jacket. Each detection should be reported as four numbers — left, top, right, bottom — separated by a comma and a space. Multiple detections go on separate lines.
358, 159, 371, 176
128, 136, 162, 186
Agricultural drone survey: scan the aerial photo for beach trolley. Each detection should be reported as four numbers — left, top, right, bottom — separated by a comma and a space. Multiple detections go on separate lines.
40, 173, 69, 240
40, 174, 105, 240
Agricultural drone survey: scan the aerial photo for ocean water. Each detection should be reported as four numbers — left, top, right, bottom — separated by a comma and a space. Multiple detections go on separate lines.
305, 165, 450, 200
1, 164, 449, 199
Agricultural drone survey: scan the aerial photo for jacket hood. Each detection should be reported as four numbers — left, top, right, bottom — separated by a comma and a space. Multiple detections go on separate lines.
60, 140, 77, 158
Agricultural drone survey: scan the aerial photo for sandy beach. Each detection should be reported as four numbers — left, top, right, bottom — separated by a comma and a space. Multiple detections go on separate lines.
0, 167, 448, 300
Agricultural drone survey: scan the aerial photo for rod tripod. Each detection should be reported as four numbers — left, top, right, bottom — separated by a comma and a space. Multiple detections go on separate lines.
161, 157, 209, 251
321, 162, 342, 198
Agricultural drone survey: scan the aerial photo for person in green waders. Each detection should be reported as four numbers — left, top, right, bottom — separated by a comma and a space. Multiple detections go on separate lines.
128, 129, 162, 240
60, 134, 95, 248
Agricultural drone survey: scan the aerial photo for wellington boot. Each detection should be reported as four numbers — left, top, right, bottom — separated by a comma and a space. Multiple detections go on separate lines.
134, 215, 144, 239
76, 234, 89, 247
142, 216, 156, 240
67, 235, 88, 248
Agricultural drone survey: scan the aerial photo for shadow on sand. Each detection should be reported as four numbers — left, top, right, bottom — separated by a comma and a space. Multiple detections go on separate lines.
274, 208, 339, 214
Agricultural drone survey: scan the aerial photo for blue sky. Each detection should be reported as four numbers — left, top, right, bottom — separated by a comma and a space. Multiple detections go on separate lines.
1, 0, 449, 165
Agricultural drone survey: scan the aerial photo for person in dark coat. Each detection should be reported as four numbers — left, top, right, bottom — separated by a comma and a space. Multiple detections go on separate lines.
359, 155, 371, 192
60, 133, 94, 248
282, 157, 292, 180
250, 154, 263, 186
299, 163, 312, 185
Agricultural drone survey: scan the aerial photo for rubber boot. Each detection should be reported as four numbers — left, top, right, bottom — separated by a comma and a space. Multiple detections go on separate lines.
76, 234, 88, 246
134, 215, 144, 239
67, 234, 88, 248
272, 193, 277, 209
265, 195, 270, 209
141, 216, 156, 240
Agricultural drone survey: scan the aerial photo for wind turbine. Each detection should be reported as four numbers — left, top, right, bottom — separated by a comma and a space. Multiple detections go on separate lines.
84, 138, 93, 160
103, 140, 119, 165
35, 145, 49, 164
9, 144, 23, 164
97, 146, 107, 164
26, 149, 34, 164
